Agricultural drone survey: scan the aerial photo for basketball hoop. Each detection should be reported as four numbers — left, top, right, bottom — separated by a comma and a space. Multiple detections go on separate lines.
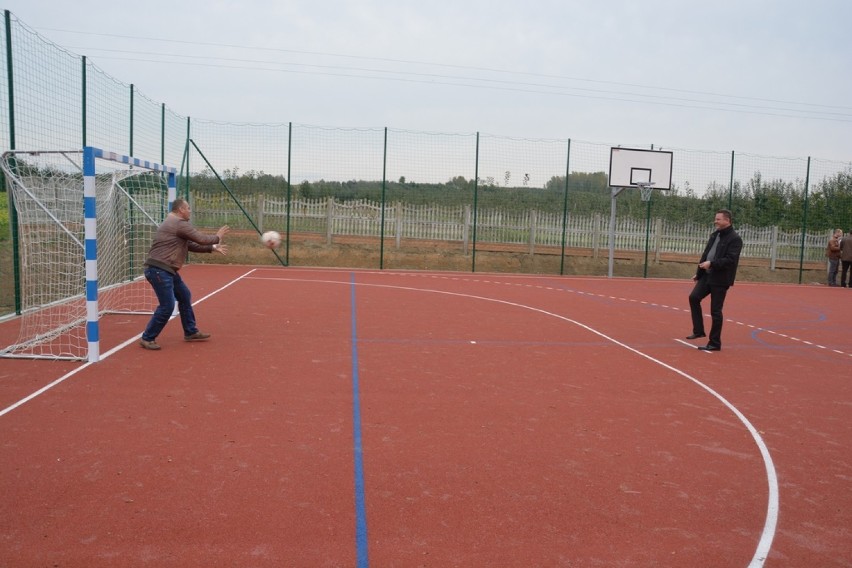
636, 181, 655, 202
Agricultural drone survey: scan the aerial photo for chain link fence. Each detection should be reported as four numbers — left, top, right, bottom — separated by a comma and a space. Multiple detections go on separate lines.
1, 10, 850, 314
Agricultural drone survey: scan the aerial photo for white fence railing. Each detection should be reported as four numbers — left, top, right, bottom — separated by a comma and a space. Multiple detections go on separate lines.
192, 194, 829, 265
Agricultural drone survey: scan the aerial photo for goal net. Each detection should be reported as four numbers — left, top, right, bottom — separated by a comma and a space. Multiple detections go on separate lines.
1, 148, 176, 361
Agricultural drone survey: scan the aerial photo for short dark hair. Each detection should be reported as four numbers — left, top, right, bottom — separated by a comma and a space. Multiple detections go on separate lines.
171, 198, 188, 213
716, 209, 732, 222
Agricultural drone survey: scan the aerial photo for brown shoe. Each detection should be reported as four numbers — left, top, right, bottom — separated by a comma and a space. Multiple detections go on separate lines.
184, 331, 211, 341
139, 339, 161, 350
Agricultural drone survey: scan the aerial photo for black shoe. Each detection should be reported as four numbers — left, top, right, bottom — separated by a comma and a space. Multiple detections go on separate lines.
698, 344, 721, 351
686, 333, 706, 340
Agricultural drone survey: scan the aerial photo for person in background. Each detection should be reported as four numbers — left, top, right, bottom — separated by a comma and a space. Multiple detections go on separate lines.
826, 228, 842, 287
840, 229, 852, 288
686, 209, 743, 352
139, 198, 229, 350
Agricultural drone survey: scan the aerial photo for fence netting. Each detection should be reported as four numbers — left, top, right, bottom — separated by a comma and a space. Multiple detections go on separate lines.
1, 10, 851, 317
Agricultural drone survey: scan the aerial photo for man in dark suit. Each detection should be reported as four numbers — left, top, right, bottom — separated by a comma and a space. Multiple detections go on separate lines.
686, 209, 743, 352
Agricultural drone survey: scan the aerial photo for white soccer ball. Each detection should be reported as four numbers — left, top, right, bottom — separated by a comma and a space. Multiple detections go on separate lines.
261, 230, 281, 249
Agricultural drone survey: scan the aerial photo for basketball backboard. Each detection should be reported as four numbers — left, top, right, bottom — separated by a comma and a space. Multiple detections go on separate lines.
608, 147, 673, 190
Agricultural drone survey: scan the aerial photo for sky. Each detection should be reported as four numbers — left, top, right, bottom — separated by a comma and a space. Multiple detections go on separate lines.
3, 0, 851, 162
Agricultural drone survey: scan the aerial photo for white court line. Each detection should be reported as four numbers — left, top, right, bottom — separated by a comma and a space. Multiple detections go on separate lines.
247, 273, 779, 567
674, 338, 714, 352
390, 272, 850, 358
0, 268, 257, 419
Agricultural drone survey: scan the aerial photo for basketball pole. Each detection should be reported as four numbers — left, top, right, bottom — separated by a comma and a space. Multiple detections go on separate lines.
607, 147, 672, 279
607, 186, 626, 278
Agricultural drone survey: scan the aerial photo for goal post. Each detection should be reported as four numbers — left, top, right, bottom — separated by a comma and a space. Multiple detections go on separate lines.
1, 147, 177, 362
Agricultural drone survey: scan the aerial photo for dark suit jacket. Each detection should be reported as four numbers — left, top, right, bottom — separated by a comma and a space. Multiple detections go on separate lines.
695, 225, 743, 287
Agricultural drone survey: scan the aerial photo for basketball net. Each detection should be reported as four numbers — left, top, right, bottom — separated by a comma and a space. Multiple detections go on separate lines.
636, 181, 655, 202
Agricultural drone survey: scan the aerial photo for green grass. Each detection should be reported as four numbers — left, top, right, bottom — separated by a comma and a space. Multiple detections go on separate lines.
0, 193, 8, 240
0, 193, 13, 315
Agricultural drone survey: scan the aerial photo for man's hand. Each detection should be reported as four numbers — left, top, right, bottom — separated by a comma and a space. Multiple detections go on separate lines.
213, 243, 229, 256
216, 225, 230, 240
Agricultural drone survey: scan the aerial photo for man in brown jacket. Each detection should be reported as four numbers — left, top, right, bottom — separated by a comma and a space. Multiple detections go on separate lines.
139, 198, 229, 350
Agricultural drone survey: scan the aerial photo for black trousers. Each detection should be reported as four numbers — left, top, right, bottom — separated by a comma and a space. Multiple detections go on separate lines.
689, 274, 730, 348
841, 260, 852, 287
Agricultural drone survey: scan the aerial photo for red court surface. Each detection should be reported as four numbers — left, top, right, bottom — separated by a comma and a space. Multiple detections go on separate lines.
1, 265, 850, 567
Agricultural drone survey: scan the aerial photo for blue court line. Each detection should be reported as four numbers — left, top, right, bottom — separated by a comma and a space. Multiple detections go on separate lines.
350, 273, 369, 567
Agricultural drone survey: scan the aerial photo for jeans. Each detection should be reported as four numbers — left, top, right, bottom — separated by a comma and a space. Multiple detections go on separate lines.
689, 274, 729, 348
141, 266, 199, 341
828, 258, 840, 286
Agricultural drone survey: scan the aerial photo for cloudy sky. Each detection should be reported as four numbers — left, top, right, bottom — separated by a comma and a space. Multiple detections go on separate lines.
4, 0, 851, 161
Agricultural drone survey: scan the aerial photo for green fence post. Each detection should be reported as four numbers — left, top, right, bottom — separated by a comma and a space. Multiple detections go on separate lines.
127, 84, 136, 281
380, 127, 387, 270
184, 117, 190, 199
285, 121, 292, 266
471, 132, 480, 273
160, 103, 165, 166
129, 84, 134, 157
559, 139, 571, 276
798, 157, 811, 285
4, 10, 21, 314
728, 150, 734, 210
81, 55, 87, 148
4, 10, 14, 151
